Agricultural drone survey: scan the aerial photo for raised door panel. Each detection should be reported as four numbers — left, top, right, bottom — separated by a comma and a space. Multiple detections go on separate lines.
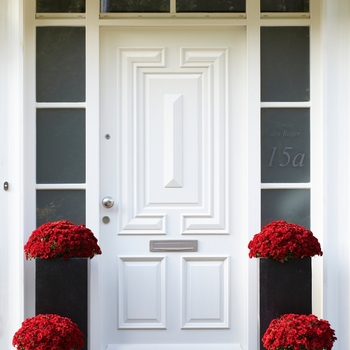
117, 46, 229, 235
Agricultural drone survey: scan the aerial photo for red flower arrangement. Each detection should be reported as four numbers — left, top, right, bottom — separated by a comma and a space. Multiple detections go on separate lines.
12, 313, 84, 350
24, 220, 102, 260
262, 313, 337, 350
248, 220, 322, 262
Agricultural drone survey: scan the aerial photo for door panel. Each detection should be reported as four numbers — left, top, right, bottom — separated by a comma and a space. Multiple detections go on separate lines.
181, 256, 229, 328
118, 256, 166, 329
100, 26, 247, 350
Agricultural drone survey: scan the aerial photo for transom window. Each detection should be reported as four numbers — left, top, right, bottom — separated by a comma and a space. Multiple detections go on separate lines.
36, 0, 309, 15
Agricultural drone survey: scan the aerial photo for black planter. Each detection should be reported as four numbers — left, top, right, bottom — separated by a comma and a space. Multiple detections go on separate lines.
35, 258, 89, 350
259, 257, 312, 350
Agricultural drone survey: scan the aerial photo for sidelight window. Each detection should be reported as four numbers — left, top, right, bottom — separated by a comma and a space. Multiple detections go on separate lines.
260, 25, 311, 228
35, 26, 86, 226
36, 27, 86, 102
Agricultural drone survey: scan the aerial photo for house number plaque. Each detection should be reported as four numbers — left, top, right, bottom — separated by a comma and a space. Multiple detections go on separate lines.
261, 108, 310, 183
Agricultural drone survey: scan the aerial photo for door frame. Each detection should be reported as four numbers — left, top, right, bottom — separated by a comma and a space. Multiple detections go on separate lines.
99, 24, 249, 349
97, 20, 258, 350
21, 0, 323, 349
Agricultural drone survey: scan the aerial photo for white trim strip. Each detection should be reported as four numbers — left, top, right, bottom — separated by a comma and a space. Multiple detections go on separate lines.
35, 184, 86, 190
261, 12, 310, 19
36, 103, 86, 108
97, 18, 248, 27
261, 102, 311, 108
100, 13, 247, 19
261, 183, 311, 189
36, 13, 86, 19
35, 19, 86, 26
170, 0, 176, 14
107, 345, 243, 350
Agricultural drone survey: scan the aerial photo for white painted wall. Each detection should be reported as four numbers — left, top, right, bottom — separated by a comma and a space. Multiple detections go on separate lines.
0, 0, 24, 348
322, 0, 350, 349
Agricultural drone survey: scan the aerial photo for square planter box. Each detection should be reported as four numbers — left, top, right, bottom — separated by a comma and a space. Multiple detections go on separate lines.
35, 258, 89, 350
259, 257, 312, 350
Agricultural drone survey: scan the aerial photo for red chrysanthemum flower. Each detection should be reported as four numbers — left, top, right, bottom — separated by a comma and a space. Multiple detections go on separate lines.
24, 220, 102, 260
12, 314, 84, 350
248, 220, 322, 262
262, 313, 337, 350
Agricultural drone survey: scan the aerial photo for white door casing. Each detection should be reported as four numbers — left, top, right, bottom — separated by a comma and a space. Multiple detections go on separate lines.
100, 26, 248, 349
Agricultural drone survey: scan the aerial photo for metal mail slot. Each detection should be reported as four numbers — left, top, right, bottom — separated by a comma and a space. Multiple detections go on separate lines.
150, 240, 198, 252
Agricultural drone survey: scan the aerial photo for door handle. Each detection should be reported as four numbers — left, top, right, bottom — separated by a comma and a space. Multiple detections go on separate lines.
102, 196, 114, 209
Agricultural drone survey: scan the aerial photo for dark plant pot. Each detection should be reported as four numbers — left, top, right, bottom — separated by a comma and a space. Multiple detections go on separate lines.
35, 258, 89, 350
259, 257, 312, 350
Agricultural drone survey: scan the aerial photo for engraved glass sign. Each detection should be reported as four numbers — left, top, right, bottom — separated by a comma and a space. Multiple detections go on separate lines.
261, 189, 310, 228
36, 190, 86, 227
261, 27, 310, 102
261, 0, 309, 12
261, 108, 310, 183
101, 0, 170, 12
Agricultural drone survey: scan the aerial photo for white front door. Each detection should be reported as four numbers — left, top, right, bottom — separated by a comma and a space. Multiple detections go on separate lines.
100, 26, 248, 350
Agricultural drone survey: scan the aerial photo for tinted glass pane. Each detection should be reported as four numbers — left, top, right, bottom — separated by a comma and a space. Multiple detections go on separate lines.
261, 27, 310, 102
37, 109, 86, 184
37, 190, 86, 227
261, 0, 309, 12
37, 0, 85, 13
261, 189, 310, 228
261, 108, 310, 183
101, 0, 170, 12
36, 27, 86, 102
177, 0, 245, 12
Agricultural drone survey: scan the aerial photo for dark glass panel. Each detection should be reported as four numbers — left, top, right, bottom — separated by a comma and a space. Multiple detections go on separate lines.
261, 108, 310, 183
36, 109, 86, 184
37, 0, 85, 13
36, 190, 86, 227
36, 27, 86, 102
101, 0, 170, 12
177, 0, 245, 12
261, 0, 309, 12
261, 189, 310, 228
261, 27, 310, 102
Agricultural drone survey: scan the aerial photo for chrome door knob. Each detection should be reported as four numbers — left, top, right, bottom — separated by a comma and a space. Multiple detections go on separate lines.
102, 196, 114, 209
